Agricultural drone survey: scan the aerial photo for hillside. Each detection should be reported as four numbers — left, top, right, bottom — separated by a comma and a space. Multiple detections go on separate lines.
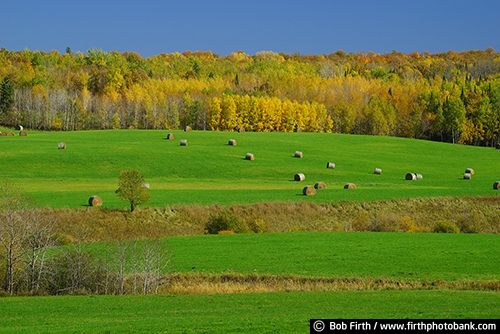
1, 129, 499, 209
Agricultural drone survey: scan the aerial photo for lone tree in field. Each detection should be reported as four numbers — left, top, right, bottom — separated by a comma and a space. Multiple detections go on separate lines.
115, 170, 150, 212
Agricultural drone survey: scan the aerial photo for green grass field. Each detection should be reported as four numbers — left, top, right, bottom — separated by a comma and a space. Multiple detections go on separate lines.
1, 129, 499, 332
168, 232, 499, 280
84, 232, 500, 281
1, 129, 499, 209
1, 290, 498, 333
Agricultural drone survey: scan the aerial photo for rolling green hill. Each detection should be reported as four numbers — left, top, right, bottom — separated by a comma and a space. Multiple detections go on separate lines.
1, 129, 498, 209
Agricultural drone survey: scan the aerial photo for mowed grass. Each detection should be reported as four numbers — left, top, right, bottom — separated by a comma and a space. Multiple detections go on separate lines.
1, 129, 499, 209
1, 291, 499, 333
168, 232, 499, 281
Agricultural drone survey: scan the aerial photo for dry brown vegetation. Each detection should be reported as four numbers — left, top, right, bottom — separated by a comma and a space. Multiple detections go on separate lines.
164, 273, 500, 295
46, 195, 500, 243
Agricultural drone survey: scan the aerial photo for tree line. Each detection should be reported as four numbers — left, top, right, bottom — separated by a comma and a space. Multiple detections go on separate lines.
0, 48, 500, 145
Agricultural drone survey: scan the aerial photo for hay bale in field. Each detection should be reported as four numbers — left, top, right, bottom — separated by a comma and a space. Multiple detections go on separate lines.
326, 162, 335, 169
238, 127, 245, 133
228, 139, 237, 146
58, 142, 66, 149
344, 183, 356, 189
7, 132, 14, 136
0, 132, 6, 136
405, 173, 416, 180
166, 133, 175, 140
245, 153, 254, 160
141, 183, 150, 189
294, 173, 305, 181
19, 131, 27, 136
303, 186, 316, 196
294, 151, 303, 158
88, 196, 102, 207
314, 182, 327, 189
416, 173, 423, 180
180, 139, 188, 146
465, 168, 474, 175
494, 181, 500, 190
463, 173, 471, 180
184, 126, 192, 132
374, 168, 382, 174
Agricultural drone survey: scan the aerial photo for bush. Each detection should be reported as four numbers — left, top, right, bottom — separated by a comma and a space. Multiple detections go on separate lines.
205, 210, 250, 234
433, 220, 460, 233
399, 216, 420, 232
247, 219, 271, 233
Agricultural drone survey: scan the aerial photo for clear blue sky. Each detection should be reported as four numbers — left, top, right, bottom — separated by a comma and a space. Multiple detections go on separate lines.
1, 0, 499, 58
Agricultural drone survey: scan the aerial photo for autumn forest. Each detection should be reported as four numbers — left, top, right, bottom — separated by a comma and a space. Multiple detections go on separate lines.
0, 47, 499, 145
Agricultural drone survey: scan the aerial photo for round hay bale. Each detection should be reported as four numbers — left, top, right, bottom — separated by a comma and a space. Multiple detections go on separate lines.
228, 139, 237, 146
374, 168, 382, 174
303, 186, 316, 196
294, 173, 305, 181
405, 173, 416, 180
245, 153, 254, 160
238, 127, 245, 133
184, 126, 192, 132
19, 131, 27, 136
58, 142, 66, 149
314, 182, 327, 189
0, 132, 6, 136
344, 183, 356, 189
166, 133, 175, 140
180, 139, 188, 146
88, 196, 102, 207
416, 173, 423, 180
494, 181, 500, 190
141, 183, 150, 189
294, 151, 303, 158
326, 162, 335, 169
7, 132, 14, 136
463, 173, 471, 180
465, 168, 474, 175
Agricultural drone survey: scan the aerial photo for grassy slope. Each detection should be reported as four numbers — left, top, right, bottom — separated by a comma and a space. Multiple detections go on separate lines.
0, 291, 499, 333
0, 129, 499, 209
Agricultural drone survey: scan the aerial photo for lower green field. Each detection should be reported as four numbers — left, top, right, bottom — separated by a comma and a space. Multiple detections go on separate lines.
2, 227, 500, 333
1, 129, 499, 208
168, 232, 499, 281
0, 290, 498, 333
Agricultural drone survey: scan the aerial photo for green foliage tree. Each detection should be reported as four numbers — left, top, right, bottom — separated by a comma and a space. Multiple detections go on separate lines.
442, 96, 466, 144
115, 170, 150, 212
0, 76, 14, 115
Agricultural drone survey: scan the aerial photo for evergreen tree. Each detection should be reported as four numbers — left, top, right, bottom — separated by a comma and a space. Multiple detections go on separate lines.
0, 76, 14, 115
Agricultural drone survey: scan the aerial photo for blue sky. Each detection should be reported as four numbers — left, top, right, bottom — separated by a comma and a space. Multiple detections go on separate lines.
1, 0, 499, 58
